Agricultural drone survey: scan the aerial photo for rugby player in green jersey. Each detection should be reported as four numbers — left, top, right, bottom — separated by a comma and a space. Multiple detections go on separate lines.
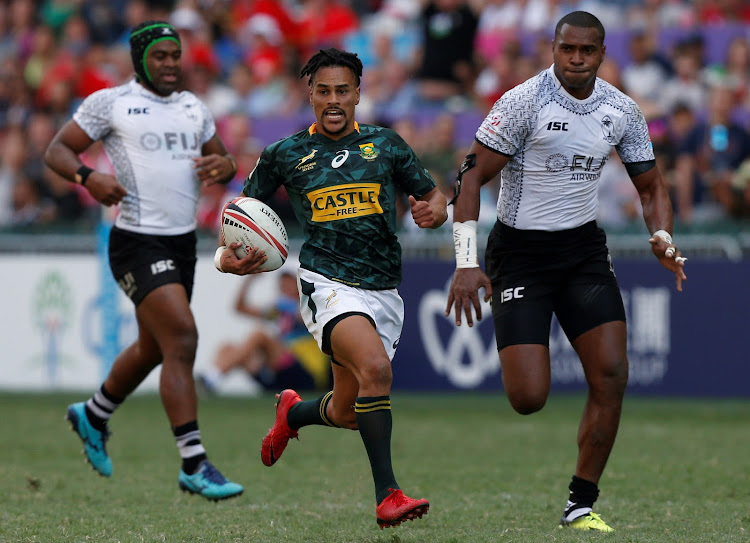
216, 48, 448, 528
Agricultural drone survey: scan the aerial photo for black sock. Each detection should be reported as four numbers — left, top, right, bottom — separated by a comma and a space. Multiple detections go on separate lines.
355, 396, 398, 504
85, 384, 123, 431
174, 421, 207, 474
565, 475, 599, 513
287, 391, 336, 429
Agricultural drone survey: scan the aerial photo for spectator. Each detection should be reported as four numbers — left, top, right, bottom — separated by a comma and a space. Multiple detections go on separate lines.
729, 157, 750, 217
418, 112, 464, 191
198, 271, 332, 395
674, 85, 750, 222
621, 29, 672, 119
0, 127, 29, 225
659, 45, 708, 116
704, 35, 750, 110
414, 0, 480, 109
297, 0, 360, 59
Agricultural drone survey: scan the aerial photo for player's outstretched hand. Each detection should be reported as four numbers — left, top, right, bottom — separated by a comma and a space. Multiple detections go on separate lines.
445, 267, 492, 327
219, 243, 268, 276
86, 172, 127, 207
649, 235, 687, 292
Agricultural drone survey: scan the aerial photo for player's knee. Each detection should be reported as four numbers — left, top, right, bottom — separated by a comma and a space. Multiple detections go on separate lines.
508, 394, 547, 415
164, 326, 199, 365
358, 357, 393, 390
590, 358, 628, 396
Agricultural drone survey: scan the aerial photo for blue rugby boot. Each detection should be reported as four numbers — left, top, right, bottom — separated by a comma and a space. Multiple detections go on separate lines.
178, 460, 244, 501
66, 402, 112, 477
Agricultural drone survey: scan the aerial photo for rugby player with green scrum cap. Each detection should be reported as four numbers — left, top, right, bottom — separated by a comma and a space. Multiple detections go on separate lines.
45, 20, 243, 500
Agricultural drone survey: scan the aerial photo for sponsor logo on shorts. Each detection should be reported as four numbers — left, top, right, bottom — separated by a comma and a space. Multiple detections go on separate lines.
150, 259, 175, 275
325, 290, 339, 309
500, 286, 525, 303
307, 183, 382, 222
118, 272, 137, 298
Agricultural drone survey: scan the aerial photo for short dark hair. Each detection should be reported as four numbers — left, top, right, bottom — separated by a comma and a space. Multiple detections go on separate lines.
554, 11, 605, 45
300, 48, 363, 87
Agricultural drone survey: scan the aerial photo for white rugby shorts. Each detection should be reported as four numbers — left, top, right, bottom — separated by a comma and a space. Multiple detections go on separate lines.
297, 268, 404, 361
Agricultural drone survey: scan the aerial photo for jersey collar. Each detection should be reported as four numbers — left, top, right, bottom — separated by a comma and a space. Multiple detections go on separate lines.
308, 121, 360, 136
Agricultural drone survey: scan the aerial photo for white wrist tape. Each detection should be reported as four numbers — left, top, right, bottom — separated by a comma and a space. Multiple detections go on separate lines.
652, 229, 672, 245
453, 220, 479, 269
214, 246, 227, 273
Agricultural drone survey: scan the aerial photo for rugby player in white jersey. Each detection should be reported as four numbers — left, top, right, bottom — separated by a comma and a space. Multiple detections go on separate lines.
44, 20, 256, 500
445, 11, 687, 532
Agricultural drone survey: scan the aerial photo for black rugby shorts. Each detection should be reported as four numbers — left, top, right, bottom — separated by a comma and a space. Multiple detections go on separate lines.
108, 226, 197, 306
485, 220, 626, 350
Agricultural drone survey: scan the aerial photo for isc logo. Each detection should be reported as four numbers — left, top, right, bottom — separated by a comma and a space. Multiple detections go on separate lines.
500, 286, 525, 303
546, 121, 568, 131
150, 259, 175, 275
128, 107, 150, 115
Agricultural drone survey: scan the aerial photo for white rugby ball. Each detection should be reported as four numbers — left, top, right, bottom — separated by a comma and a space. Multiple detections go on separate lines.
221, 197, 289, 272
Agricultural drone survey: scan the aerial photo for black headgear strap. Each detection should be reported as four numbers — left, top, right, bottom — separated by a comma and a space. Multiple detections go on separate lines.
449, 153, 476, 205
129, 21, 180, 93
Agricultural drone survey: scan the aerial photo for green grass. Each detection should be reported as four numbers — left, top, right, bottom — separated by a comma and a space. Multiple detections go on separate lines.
1, 392, 749, 542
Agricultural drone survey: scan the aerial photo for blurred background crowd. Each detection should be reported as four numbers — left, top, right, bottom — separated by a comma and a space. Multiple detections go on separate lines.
1, 0, 749, 237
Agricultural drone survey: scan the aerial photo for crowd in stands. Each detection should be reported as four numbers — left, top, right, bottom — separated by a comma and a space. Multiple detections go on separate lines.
1, 0, 749, 235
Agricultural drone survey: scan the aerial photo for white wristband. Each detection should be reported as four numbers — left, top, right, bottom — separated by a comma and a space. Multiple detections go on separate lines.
214, 246, 227, 273
453, 220, 479, 269
652, 229, 672, 245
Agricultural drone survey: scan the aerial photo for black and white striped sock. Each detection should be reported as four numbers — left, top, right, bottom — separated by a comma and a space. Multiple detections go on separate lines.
85, 385, 123, 431
174, 421, 207, 474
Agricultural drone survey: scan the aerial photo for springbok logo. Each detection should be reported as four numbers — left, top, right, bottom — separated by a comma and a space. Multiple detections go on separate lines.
418, 280, 498, 388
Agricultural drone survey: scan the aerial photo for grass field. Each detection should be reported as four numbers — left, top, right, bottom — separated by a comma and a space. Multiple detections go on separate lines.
1, 391, 749, 543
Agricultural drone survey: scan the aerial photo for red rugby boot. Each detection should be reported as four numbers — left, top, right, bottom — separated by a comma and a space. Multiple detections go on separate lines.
376, 488, 430, 529
260, 389, 302, 466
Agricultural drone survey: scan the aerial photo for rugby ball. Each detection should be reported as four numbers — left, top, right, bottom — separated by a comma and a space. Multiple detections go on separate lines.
221, 197, 289, 271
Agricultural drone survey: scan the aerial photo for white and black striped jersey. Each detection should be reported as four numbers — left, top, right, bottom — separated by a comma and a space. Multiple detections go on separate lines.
477, 65, 654, 231
73, 79, 216, 235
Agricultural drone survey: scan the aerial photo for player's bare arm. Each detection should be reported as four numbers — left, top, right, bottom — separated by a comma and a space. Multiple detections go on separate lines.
408, 187, 448, 229
631, 165, 687, 291
195, 134, 238, 186
43, 120, 127, 207
446, 142, 509, 326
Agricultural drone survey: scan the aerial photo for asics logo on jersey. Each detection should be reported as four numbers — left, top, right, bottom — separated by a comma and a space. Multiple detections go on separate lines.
331, 150, 349, 169
306, 183, 383, 222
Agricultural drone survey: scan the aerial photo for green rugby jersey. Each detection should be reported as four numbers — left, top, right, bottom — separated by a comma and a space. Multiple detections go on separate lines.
242, 122, 437, 289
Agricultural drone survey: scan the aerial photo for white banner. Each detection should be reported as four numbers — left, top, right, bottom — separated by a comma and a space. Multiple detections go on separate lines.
0, 253, 287, 393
